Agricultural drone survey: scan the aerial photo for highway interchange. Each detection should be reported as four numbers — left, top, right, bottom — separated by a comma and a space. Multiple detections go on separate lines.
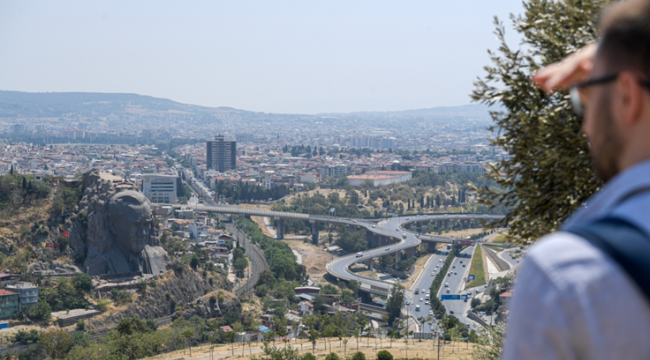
179, 168, 514, 332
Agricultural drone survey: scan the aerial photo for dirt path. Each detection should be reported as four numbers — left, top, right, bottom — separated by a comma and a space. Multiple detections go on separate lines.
150, 337, 476, 360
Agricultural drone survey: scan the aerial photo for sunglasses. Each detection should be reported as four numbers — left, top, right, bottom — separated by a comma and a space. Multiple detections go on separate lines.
569, 73, 650, 116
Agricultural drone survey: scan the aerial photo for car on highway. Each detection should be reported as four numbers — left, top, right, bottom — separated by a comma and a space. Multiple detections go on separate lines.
420, 298, 423, 302
414, 289, 419, 294
431, 272, 435, 276
446, 289, 450, 293
356, 252, 363, 258
450, 310, 455, 314
453, 265, 456, 269
444, 283, 449, 287
463, 264, 466, 267
429, 310, 434, 316
385, 247, 390, 251
460, 260, 463, 263
422, 288, 426, 293
454, 272, 457, 275
371, 225, 376, 228
353, 220, 357, 223
406, 300, 410, 305
448, 273, 452, 276
415, 304, 420, 311
406, 218, 410, 220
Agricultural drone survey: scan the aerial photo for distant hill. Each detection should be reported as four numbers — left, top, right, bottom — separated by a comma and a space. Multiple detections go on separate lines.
0, 90, 241, 119
0, 90, 491, 120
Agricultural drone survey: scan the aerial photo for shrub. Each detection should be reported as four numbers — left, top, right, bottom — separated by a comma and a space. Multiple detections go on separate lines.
351, 352, 366, 360
73, 273, 93, 293
302, 353, 316, 360
96, 300, 110, 311
76, 320, 86, 331
325, 353, 340, 360
13, 329, 40, 345
111, 289, 133, 305
377, 350, 393, 360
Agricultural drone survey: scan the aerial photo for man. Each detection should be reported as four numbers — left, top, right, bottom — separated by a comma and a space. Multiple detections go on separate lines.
503, 0, 650, 358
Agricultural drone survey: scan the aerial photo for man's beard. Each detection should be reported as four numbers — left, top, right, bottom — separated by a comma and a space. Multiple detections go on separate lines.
589, 94, 621, 183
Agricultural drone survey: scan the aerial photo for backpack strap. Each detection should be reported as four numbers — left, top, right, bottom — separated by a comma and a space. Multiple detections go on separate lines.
566, 217, 650, 302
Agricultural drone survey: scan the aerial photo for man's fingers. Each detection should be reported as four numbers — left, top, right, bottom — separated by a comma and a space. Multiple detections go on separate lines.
532, 43, 597, 93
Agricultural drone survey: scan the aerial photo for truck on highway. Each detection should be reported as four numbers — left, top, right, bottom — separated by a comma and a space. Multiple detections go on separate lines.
415, 305, 420, 311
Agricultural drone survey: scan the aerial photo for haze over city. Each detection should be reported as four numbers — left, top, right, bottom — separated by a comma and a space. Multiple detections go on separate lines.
0, 0, 522, 114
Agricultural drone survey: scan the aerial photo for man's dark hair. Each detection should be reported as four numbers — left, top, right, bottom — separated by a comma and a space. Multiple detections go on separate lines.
598, 0, 650, 78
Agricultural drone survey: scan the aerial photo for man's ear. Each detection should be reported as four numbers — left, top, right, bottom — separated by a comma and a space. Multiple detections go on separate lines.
618, 71, 644, 126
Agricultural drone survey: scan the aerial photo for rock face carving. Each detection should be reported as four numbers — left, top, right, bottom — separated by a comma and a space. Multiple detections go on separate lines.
79, 169, 171, 276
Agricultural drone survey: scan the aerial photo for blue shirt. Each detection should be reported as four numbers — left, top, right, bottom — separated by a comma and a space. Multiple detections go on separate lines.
503, 160, 650, 360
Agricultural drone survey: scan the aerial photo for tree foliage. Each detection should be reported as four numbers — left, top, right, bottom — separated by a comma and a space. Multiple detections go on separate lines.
385, 285, 404, 326
472, 0, 609, 242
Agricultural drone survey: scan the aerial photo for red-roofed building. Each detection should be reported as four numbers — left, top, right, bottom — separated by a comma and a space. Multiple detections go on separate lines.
220, 326, 233, 333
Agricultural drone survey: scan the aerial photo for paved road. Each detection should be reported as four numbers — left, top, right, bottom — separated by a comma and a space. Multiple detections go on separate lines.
437, 245, 478, 330
497, 248, 523, 269
405, 250, 449, 333
327, 214, 500, 295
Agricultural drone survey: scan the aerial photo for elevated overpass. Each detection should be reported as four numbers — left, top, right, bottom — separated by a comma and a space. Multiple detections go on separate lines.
160, 203, 503, 296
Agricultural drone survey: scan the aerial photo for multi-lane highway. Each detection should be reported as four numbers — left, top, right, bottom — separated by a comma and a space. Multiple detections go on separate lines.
327, 214, 503, 295
405, 250, 449, 333
438, 245, 478, 329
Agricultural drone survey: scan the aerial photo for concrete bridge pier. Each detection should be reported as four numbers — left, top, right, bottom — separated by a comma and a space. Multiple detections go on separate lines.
275, 217, 284, 240
395, 251, 401, 265
445, 219, 450, 230
406, 247, 416, 259
428, 242, 438, 253
310, 221, 319, 245
367, 259, 374, 270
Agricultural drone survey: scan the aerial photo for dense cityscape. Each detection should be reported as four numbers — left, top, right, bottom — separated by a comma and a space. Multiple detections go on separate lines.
0, 90, 519, 360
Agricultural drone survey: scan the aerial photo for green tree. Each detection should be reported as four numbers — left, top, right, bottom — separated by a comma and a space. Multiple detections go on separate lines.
472, 0, 607, 242
385, 285, 404, 326
38, 329, 74, 360
117, 317, 151, 336
72, 273, 93, 293
351, 351, 366, 360
377, 350, 393, 360
325, 353, 340, 360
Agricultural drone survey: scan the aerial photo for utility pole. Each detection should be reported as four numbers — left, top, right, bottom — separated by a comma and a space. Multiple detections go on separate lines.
437, 332, 441, 360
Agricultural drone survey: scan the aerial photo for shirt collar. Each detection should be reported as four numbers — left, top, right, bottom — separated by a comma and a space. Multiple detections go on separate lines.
562, 159, 650, 229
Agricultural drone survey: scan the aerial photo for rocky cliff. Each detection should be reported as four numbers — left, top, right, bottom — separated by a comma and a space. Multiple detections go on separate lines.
89, 267, 233, 331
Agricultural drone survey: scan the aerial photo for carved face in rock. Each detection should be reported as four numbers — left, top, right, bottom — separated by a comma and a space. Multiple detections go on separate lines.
107, 190, 154, 254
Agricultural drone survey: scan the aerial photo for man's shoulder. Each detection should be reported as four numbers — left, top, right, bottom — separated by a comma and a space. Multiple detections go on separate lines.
524, 231, 619, 291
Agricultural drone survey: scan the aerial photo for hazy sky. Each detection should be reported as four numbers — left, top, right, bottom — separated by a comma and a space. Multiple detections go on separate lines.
0, 1, 523, 114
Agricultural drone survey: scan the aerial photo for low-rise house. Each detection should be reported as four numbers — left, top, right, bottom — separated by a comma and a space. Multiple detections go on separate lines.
5, 282, 38, 311
0, 290, 19, 319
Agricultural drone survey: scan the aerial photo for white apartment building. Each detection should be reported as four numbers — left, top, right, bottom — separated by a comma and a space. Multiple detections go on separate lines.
142, 174, 178, 204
